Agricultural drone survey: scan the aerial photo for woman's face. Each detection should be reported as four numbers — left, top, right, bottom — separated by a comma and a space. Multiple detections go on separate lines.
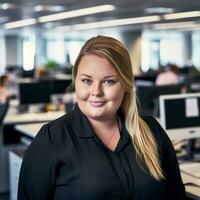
75, 54, 125, 122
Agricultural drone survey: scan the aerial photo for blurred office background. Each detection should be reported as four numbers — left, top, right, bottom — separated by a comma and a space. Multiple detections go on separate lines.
0, 0, 200, 76
1, 0, 200, 199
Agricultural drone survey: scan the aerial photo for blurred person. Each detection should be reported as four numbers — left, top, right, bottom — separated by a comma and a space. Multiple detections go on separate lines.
35, 66, 48, 79
155, 64, 179, 86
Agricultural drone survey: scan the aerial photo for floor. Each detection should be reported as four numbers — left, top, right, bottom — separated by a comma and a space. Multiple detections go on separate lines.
0, 193, 9, 200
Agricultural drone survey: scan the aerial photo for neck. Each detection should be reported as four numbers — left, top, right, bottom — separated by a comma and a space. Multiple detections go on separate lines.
88, 116, 118, 130
89, 116, 119, 141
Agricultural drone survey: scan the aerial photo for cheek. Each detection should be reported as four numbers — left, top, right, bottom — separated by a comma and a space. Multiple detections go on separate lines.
75, 82, 90, 100
77, 90, 90, 100
105, 87, 125, 101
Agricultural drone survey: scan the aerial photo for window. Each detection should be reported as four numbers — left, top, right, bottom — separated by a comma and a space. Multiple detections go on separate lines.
192, 32, 200, 68
0, 36, 6, 75
46, 39, 66, 65
23, 34, 35, 71
142, 31, 186, 72
66, 41, 85, 65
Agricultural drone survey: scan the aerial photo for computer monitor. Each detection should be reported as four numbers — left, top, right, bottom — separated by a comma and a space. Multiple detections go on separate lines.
19, 81, 51, 105
136, 84, 182, 116
185, 78, 200, 93
49, 79, 72, 94
159, 93, 200, 141
20, 69, 35, 78
134, 74, 156, 83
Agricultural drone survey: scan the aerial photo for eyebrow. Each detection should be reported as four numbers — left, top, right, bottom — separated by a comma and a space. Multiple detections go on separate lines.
79, 74, 117, 78
79, 74, 92, 78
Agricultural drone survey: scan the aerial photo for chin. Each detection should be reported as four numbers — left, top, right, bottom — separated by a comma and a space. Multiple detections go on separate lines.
88, 111, 104, 118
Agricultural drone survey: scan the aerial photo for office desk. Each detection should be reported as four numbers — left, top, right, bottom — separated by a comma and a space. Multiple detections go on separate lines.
181, 172, 200, 200
4, 110, 65, 125
15, 123, 45, 138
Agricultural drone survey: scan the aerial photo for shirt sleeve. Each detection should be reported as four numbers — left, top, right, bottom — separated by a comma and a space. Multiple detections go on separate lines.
17, 125, 56, 200
152, 117, 186, 200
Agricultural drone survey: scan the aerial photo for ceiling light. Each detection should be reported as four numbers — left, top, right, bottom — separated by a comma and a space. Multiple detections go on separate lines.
145, 7, 174, 14
154, 21, 198, 30
56, 15, 161, 31
38, 4, 115, 23
4, 18, 37, 29
163, 11, 200, 20
0, 3, 15, 10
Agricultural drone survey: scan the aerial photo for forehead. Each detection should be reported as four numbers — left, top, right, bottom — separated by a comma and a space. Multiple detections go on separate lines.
77, 54, 117, 75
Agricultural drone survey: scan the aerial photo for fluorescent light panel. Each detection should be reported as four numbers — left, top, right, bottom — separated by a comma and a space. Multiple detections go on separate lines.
163, 11, 200, 20
0, 3, 15, 10
4, 18, 37, 29
154, 21, 199, 30
38, 4, 115, 23
56, 15, 161, 31
3, 4, 115, 29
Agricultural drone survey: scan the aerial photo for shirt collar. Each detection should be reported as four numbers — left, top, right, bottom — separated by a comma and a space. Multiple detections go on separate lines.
115, 119, 132, 153
74, 103, 95, 138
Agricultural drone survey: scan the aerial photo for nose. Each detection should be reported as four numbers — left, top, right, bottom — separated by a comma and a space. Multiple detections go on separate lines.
91, 82, 104, 97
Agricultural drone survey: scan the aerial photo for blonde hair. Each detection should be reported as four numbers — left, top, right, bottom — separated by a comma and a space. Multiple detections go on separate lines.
73, 35, 164, 180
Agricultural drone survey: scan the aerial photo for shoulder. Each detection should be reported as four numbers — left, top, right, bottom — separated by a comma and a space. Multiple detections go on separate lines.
140, 115, 161, 133
45, 103, 82, 132
140, 115, 167, 139
46, 109, 74, 132
34, 109, 76, 145
24, 109, 81, 161
141, 115, 178, 162
140, 115, 172, 151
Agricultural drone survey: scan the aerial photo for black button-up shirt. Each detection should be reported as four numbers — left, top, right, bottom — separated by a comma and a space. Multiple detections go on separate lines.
18, 104, 185, 200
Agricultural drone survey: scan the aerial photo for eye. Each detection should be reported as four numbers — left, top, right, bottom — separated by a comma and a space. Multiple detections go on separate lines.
103, 79, 116, 85
81, 79, 92, 85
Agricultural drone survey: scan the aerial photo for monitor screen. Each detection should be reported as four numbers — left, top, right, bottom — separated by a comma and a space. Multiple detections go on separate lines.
19, 81, 51, 105
20, 69, 35, 78
159, 93, 200, 140
134, 74, 156, 83
50, 79, 72, 94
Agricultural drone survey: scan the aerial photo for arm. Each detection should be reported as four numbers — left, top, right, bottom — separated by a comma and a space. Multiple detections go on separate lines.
17, 125, 56, 200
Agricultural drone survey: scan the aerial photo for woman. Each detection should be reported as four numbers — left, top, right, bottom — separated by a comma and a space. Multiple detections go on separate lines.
18, 35, 185, 200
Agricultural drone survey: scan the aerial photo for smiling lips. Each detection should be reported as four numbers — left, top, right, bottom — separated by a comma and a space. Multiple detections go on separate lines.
90, 101, 106, 107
